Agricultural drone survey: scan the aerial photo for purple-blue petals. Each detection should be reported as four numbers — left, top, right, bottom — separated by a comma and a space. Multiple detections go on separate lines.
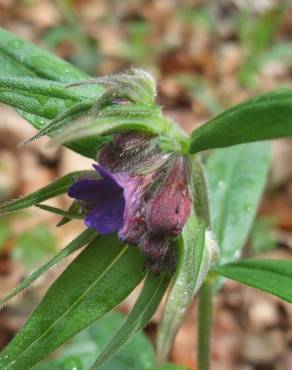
68, 164, 125, 234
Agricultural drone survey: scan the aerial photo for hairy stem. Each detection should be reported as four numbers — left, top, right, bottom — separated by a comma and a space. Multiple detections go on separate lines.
198, 279, 213, 370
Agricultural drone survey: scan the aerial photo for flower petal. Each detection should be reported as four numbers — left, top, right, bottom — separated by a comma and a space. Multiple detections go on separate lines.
117, 173, 153, 244
93, 164, 118, 183
85, 193, 125, 234
68, 178, 121, 201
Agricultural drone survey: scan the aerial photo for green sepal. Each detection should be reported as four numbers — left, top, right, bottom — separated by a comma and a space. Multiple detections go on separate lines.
67, 68, 157, 105
35, 203, 84, 219
56, 201, 82, 227
50, 113, 187, 155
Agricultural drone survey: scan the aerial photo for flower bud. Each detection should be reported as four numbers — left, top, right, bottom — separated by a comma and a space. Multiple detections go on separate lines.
141, 235, 177, 275
146, 157, 191, 237
98, 131, 159, 173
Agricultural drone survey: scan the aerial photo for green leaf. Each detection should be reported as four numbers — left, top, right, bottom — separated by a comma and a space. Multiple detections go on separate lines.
26, 103, 160, 146
0, 76, 84, 101
215, 259, 292, 303
156, 214, 204, 364
0, 27, 104, 159
57, 201, 82, 227
0, 76, 89, 120
0, 90, 68, 120
24, 101, 94, 145
50, 114, 179, 151
0, 27, 103, 94
157, 213, 218, 364
190, 155, 210, 224
206, 142, 271, 264
35, 203, 84, 219
34, 311, 155, 370
91, 272, 170, 370
0, 28, 186, 158
88, 311, 155, 370
0, 170, 93, 216
190, 89, 292, 153
0, 235, 145, 369
0, 228, 96, 307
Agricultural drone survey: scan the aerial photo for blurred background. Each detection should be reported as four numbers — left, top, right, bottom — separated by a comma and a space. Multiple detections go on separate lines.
0, 1, 292, 369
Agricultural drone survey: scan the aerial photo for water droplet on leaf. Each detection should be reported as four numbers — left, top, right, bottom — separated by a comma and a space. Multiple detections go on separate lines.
62, 356, 83, 370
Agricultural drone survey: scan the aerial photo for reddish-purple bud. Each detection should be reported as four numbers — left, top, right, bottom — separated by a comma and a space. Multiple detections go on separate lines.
146, 157, 191, 237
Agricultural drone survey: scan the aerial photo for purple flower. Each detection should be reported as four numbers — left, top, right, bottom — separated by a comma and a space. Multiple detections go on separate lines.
68, 132, 192, 274
68, 164, 153, 238
68, 164, 125, 234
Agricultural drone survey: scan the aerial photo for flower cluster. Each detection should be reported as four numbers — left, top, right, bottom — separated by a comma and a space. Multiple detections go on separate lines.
68, 132, 192, 274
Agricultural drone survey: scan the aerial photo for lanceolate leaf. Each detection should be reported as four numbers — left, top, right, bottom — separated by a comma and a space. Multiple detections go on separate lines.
91, 273, 170, 370
0, 28, 186, 158
190, 89, 292, 153
35, 203, 84, 219
0, 236, 145, 369
57, 201, 82, 227
25, 103, 159, 146
191, 155, 210, 224
215, 259, 292, 303
34, 311, 156, 370
24, 101, 94, 145
50, 115, 178, 150
0, 90, 71, 120
0, 27, 104, 159
206, 142, 271, 264
0, 228, 96, 307
157, 213, 206, 364
0, 27, 103, 95
0, 77, 84, 101
0, 76, 89, 120
0, 170, 93, 216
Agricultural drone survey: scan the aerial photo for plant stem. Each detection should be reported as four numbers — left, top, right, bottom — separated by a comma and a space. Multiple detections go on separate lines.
198, 279, 213, 370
